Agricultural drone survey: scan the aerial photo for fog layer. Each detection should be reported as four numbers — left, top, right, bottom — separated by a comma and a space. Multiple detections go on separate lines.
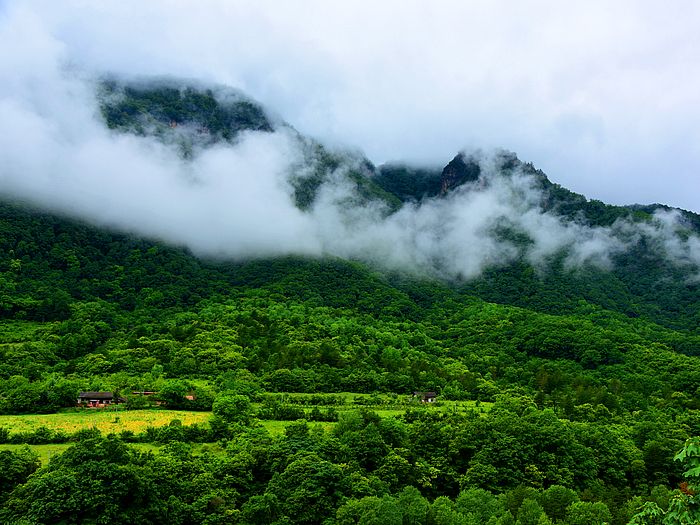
1, 26, 698, 278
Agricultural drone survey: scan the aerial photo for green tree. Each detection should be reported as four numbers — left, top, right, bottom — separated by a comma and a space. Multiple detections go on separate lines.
516, 498, 549, 525
0, 447, 40, 500
536, 485, 578, 523
630, 437, 700, 525
455, 488, 505, 523
336, 495, 403, 525
212, 394, 252, 424
158, 380, 189, 409
430, 495, 470, 525
397, 485, 429, 525
565, 501, 612, 525
266, 453, 349, 524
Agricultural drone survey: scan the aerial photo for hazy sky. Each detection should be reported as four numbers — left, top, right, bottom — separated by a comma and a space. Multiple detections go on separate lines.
3, 0, 700, 212
1, 0, 699, 277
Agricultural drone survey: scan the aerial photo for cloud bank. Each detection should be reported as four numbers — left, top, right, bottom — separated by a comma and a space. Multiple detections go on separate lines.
1, 2, 699, 280
5, 0, 698, 212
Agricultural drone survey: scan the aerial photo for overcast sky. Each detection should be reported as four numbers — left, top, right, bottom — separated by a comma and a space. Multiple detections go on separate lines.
2, 0, 699, 212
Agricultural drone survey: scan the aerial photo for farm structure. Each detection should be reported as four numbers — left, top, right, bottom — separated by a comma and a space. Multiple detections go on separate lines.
413, 391, 438, 403
77, 391, 126, 408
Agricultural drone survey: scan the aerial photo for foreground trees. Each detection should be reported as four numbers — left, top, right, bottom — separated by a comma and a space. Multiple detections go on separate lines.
0, 202, 698, 523
0, 410, 694, 524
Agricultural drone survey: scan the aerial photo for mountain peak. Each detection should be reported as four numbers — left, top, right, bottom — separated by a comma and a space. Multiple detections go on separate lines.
99, 78, 274, 152
439, 152, 480, 194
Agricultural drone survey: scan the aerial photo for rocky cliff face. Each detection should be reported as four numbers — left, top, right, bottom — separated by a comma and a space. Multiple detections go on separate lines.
439, 153, 481, 194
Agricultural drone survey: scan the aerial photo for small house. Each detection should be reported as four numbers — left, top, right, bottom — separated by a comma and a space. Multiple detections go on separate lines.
77, 391, 125, 408
413, 391, 438, 403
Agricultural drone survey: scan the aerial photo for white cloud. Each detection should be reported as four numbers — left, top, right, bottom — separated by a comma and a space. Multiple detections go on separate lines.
0, 0, 699, 280
3, 1, 699, 211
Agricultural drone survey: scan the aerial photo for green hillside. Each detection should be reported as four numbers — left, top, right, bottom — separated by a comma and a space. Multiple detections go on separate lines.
0, 200, 698, 522
0, 79, 698, 524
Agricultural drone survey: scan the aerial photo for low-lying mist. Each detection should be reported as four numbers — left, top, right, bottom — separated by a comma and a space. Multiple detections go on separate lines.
1, 66, 699, 281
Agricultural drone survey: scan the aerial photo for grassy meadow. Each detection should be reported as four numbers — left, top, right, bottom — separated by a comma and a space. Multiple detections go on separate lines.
0, 397, 492, 467
0, 442, 161, 465
0, 397, 490, 437
0, 409, 211, 435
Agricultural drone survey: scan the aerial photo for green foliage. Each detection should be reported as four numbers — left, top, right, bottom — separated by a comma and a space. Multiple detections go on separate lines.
0, 198, 698, 524
565, 501, 613, 525
374, 164, 444, 202
100, 80, 273, 144
0, 437, 237, 524
629, 438, 700, 525
288, 140, 402, 213
0, 446, 40, 500
212, 394, 252, 424
536, 484, 579, 522
336, 495, 404, 525
266, 453, 349, 524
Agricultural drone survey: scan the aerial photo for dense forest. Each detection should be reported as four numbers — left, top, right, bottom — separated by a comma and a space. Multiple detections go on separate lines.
0, 81, 698, 524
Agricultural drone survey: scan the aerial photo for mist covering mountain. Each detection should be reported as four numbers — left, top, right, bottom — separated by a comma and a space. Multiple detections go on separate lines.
6, 75, 699, 281
98, 79, 700, 285
2, 76, 700, 525
1, 76, 699, 332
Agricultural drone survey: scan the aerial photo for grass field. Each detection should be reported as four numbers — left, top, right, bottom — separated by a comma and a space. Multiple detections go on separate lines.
0, 398, 490, 438
256, 392, 491, 411
0, 443, 70, 465
0, 441, 234, 467
0, 424, 329, 466
0, 409, 212, 435
0, 442, 162, 465
260, 420, 335, 435
0, 400, 490, 466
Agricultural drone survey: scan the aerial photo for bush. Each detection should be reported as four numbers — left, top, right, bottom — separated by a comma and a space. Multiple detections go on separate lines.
9, 426, 68, 445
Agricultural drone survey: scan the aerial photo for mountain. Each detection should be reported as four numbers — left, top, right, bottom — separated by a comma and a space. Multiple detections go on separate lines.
0, 76, 696, 333
100, 78, 274, 143
98, 78, 700, 228
0, 77, 699, 524
98, 78, 401, 213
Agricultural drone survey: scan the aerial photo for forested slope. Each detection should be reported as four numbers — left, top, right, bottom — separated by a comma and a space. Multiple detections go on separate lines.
0, 78, 698, 524
0, 199, 699, 523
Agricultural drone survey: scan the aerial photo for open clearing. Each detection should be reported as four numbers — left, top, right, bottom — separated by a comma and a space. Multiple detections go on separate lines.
0, 399, 491, 465
0, 398, 490, 437
0, 443, 161, 465
0, 409, 211, 435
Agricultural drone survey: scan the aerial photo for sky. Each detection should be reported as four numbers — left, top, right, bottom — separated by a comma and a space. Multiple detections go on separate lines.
0, 0, 699, 276
1, 0, 699, 212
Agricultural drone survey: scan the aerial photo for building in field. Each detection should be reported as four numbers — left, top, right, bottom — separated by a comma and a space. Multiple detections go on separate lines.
77, 391, 126, 408
413, 391, 438, 403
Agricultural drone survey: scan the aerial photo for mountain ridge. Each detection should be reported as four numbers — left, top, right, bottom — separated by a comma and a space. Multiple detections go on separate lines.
0, 77, 692, 329
0, 78, 698, 524
97, 77, 700, 228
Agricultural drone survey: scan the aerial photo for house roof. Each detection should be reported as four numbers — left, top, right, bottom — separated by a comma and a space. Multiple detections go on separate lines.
78, 391, 115, 400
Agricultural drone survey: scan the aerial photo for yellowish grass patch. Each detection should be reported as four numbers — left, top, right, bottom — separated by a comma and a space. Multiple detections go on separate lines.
0, 410, 211, 435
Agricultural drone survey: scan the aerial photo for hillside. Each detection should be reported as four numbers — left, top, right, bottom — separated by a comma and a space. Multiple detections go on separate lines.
0, 197, 699, 523
0, 196, 697, 411
0, 78, 698, 524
